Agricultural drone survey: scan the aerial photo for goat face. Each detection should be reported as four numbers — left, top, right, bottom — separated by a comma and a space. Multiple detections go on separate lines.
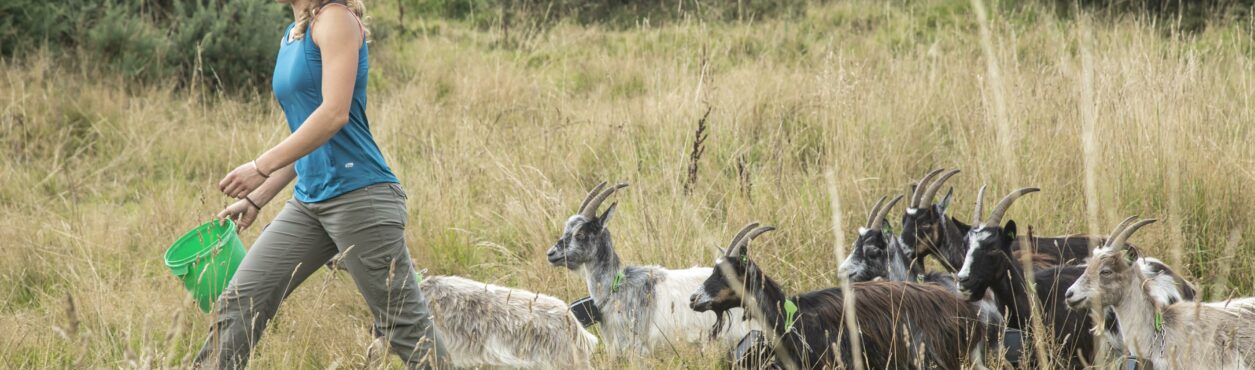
840, 228, 891, 282
1066, 245, 1140, 310
691, 255, 747, 313
547, 207, 615, 271
900, 191, 953, 264
956, 221, 1017, 301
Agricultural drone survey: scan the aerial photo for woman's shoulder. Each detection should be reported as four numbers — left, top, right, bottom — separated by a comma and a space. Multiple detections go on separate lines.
310, 4, 364, 46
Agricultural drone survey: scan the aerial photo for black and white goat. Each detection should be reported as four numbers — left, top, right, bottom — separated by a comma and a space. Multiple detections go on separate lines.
545, 182, 755, 355
692, 223, 991, 369
839, 194, 956, 288
1067, 218, 1255, 369
900, 168, 1094, 272
955, 187, 1098, 369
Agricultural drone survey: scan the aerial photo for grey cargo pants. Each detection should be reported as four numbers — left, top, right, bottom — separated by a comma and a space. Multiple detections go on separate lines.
195, 183, 447, 369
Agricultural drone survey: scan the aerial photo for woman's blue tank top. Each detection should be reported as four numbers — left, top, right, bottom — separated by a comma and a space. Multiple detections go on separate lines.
272, 17, 397, 203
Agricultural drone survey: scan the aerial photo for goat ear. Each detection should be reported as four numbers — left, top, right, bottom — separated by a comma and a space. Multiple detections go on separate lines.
1004, 220, 1017, 241
938, 188, 954, 214
1124, 245, 1141, 264
598, 202, 618, 227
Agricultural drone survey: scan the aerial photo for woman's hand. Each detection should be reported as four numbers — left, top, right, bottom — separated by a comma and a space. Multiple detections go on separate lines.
219, 161, 269, 199
217, 199, 261, 230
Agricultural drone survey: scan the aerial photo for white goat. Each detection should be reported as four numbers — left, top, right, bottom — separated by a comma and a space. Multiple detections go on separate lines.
1066, 218, 1255, 369
545, 182, 756, 356
421, 275, 598, 369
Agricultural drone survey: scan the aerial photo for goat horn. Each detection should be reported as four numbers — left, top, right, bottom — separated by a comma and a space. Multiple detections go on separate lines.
971, 184, 987, 225
576, 181, 608, 215
726, 222, 761, 257
983, 187, 1040, 227
911, 168, 946, 208
870, 195, 904, 231
729, 225, 776, 258
1110, 219, 1157, 250
737, 226, 777, 249
866, 196, 888, 229
919, 169, 960, 209
1107, 216, 1139, 243
580, 183, 628, 219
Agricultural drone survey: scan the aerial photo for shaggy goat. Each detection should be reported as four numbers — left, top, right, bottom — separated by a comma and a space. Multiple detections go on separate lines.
1066, 218, 1255, 369
955, 187, 1097, 369
900, 168, 1094, 272
419, 275, 598, 369
839, 194, 956, 288
692, 223, 990, 369
545, 182, 755, 355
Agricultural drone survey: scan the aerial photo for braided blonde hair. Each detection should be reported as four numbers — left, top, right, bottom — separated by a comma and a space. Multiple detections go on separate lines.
290, 0, 368, 41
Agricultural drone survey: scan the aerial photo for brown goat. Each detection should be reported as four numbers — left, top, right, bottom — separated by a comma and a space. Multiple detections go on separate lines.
691, 223, 991, 369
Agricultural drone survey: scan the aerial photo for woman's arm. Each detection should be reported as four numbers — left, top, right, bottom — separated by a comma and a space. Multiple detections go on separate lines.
217, 164, 296, 229
219, 6, 363, 199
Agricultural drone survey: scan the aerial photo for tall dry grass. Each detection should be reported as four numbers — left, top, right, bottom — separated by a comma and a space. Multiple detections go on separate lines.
1, 1, 1252, 368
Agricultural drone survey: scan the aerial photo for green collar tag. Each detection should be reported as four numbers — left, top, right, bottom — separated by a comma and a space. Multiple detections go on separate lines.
783, 299, 799, 331
611, 270, 625, 293
1154, 311, 1164, 332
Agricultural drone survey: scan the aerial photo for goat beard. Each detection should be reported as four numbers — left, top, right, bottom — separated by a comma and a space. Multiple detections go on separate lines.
707, 308, 752, 340
708, 309, 731, 340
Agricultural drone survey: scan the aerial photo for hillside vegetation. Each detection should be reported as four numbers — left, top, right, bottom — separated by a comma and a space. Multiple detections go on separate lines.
1, 0, 1253, 368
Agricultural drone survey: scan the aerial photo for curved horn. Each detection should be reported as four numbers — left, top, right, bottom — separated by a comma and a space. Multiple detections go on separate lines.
971, 184, 987, 225
866, 196, 888, 228
911, 168, 946, 208
983, 187, 1040, 227
919, 169, 960, 209
580, 183, 628, 219
576, 181, 607, 214
1107, 216, 1139, 242
732, 226, 777, 254
725, 222, 761, 256
728, 224, 775, 258
1110, 219, 1157, 250
870, 195, 904, 231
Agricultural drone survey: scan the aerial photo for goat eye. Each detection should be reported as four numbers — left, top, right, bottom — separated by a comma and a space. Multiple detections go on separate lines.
1100, 269, 1113, 276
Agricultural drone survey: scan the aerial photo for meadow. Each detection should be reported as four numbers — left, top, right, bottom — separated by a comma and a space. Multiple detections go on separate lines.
1, 1, 1253, 368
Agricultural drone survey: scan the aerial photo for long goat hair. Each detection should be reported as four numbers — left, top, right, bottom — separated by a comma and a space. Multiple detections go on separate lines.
1068, 218, 1255, 369
421, 275, 598, 369
692, 224, 990, 369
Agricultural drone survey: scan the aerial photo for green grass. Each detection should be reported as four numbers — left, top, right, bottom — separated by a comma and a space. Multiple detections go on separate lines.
2, 0, 1253, 368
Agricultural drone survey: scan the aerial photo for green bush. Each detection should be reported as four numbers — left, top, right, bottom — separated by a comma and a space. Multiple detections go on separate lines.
0, 0, 98, 55
1, 0, 286, 92
84, 5, 172, 81
167, 0, 288, 91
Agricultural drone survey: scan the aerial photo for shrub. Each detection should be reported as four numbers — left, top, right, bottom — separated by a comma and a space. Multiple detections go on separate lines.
167, 0, 288, 91
1, 0, 287, 92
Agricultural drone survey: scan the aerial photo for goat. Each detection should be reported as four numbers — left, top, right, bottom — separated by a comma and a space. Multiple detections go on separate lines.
545, 182, 755, 355
900, 168, 1094, 272
692, 223, 991, 369
955, 187, 1098, 369
1067, 218, 1255, 369
838, 194, 1006, 366
839, 194, 956, 288
419, 275, 598, 369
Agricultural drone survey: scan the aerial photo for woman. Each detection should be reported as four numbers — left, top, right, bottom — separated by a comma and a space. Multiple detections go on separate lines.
198, 0, 446, 368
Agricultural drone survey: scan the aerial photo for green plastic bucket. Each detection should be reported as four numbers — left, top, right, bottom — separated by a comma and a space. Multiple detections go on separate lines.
165, 219, 247, 313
